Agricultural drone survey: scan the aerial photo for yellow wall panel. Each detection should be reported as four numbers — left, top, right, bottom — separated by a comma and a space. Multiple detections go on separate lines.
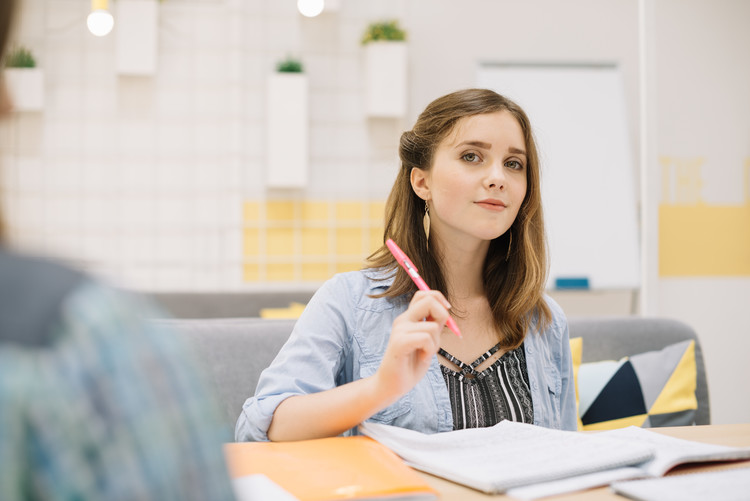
302, 201, 329, 221
301, 228, 329, 255
243, 263, 260, 281
335, 261, 363, 274
335, 201, 364, 221
336, 228, 363, 255
243, 201, 260, 222
242, 198, 386, 283
267, 263, 295, 281
266, 201, 295, 221
369, 201, 386, 222
266, 228, 294, 256
243, 229, 260, 257
302, 263, 330, 281
659, 204, 750, 276
369, 227, 384, 253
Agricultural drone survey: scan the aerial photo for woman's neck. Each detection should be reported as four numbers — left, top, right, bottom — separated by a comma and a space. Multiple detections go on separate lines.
434, 237, 488, 302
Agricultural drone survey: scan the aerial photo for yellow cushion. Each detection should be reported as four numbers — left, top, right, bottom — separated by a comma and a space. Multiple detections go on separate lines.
570, 338, 697, 431
259, 302, 307, 319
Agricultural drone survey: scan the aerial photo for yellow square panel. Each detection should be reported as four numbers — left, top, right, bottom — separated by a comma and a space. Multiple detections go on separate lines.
267, 263, 296, 281
368, 201, 386, 222
302, 262, 330, 281
243, 201, 260, 222
243, 229, 260, 257
301, 228, 329, 255
243, 263, 260, 281
302, 201, 329, 222
266, 200, 295, 222
336, 228, 363, 255
266, 228, 295, 256
335, 201, 364, 221
335, 261, 363, 274
368, 227, 384, 253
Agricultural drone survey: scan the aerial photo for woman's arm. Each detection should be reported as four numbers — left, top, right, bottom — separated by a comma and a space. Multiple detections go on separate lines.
267, 290, 451, 441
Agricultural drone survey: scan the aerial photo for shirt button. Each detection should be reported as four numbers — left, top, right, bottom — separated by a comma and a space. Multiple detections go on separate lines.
527, 347, 533, 354
532, 381, 538, 390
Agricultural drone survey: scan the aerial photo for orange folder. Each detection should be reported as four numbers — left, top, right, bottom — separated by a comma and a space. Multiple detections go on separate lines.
224, 436, 438, 501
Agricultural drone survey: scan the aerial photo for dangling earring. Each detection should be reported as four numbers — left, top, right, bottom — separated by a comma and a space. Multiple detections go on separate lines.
505, 229, 513, 262
423, 202, 430, 250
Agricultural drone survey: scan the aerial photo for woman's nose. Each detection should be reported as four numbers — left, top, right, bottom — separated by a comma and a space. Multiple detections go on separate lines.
485, 161, 506, 190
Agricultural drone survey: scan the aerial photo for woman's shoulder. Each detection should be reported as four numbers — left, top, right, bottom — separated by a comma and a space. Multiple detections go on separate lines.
529, 294, 568, 339
318, 268, 395, 298
542, 294, 567, 325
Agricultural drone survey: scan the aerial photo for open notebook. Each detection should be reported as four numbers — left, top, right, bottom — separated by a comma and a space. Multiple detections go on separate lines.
360, 421, 750, 498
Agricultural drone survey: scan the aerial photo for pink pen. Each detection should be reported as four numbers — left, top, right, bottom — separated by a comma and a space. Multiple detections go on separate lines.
386, 238, 462, 338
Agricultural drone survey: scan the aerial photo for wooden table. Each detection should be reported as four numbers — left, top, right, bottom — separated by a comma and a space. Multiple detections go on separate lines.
418, 423, 750, 500
226, 423, 750, 500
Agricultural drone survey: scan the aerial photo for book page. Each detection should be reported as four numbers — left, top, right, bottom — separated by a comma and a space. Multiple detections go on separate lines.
506, 466, 645, 500
610, 467, 750, 501
360, 421, 654, 494
597, 426, 750, 477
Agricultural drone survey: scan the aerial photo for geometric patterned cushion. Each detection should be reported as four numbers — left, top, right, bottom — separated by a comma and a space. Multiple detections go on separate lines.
574, 339, 698, 431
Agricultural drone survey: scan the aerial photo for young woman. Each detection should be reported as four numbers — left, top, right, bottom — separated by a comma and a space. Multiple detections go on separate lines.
236, 89, 577, 442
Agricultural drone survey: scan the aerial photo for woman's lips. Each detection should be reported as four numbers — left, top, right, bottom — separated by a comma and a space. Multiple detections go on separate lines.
475, 199, 507, 211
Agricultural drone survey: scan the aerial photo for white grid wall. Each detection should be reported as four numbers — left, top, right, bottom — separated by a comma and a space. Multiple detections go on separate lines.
0, 0, 405, 290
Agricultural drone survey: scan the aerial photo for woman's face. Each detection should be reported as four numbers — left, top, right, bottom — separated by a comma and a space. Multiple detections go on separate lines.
411, 110, 528, 248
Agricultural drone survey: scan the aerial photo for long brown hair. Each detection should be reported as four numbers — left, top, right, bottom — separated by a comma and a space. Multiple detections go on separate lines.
367, 88, 551, 348
0, 0, 17, 241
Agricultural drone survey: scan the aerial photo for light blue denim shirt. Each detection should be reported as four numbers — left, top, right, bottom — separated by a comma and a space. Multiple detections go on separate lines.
235, 269, 577, 442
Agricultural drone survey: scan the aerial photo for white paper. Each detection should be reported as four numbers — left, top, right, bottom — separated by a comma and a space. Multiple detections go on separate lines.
597, 426, 750, 477
506, 466, 645, 500
232, 474, 300, 501
360, 421, 654, 493
611, 467, 750, 501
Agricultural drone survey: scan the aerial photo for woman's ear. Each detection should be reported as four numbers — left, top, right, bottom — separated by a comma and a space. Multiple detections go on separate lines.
410, 167, 431, 201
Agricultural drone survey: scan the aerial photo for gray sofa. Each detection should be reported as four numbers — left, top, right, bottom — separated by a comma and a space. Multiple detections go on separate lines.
159, 315, 710, 435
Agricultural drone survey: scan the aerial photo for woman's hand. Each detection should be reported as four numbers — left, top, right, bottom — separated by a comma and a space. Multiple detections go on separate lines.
267, 290, 453, 441
374, 290, 452, 402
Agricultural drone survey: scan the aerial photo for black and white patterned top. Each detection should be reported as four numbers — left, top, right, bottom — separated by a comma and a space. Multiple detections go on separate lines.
439, 342, 534, 430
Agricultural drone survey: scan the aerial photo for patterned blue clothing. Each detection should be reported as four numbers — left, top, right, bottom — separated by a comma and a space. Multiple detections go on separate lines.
0, 251, 235, 500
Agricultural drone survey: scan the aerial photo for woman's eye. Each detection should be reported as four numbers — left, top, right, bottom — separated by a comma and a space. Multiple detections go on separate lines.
462, 152, 480, 163
505, 160, 524, 170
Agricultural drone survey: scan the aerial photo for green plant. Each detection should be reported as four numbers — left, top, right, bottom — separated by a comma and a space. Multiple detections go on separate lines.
276, 55, 303, 73
361, 20, 407, 45
4, 45, 36, 68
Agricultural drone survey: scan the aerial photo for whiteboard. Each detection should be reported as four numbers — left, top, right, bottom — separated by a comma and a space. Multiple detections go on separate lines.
478, 64, 640, 289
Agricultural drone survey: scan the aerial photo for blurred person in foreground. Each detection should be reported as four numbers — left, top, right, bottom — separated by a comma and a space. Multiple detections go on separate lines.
0, 1, 235, 499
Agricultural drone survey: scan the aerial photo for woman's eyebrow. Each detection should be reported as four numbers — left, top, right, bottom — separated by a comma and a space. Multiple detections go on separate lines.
454, 141, 527, 157
455, 140, 492, 149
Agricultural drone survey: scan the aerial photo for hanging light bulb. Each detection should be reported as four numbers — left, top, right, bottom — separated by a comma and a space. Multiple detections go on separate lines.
297, 0, 325, 18
87, 0, 114, 37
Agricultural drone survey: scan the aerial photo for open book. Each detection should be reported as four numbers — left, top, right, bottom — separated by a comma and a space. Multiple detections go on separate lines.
224, 436, 437, 501
506, 426, 750, 499
359, 421, 750, 498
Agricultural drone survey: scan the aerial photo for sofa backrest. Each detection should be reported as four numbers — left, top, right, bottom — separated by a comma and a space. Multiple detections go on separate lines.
149, 291, 315, 318
160, 316, 709, 433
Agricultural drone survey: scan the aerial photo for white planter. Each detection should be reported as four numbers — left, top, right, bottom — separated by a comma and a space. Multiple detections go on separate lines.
266, 73, 308, 188
4, 68, 44, 112
116, 0, 159, 75
364, 41, 407, 118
